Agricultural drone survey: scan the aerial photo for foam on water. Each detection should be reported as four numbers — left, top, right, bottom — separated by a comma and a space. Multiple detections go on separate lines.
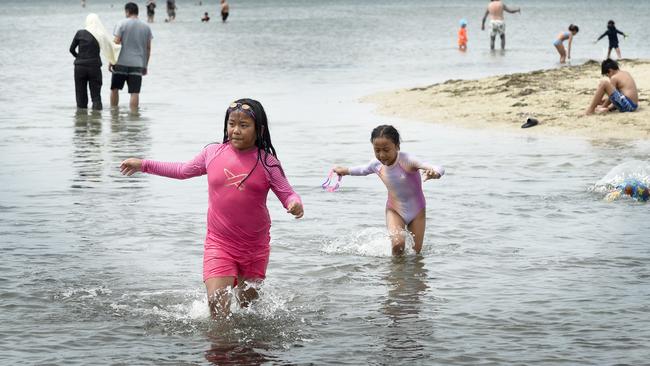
321, 227, 416, 257
51, 282, 305, 342
56, 286, 113, 300
133, 284, 303, 337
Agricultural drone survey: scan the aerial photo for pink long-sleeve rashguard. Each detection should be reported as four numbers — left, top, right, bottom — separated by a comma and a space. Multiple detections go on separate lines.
142, 142, 301, 281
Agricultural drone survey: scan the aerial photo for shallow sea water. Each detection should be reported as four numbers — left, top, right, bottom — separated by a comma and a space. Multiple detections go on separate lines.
1, 0, 650, 364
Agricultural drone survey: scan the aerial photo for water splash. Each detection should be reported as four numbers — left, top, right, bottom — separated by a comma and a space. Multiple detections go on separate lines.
56, 286, 113, 300
321, 227, 416, 257
92, 283, 310, 347
591, 160, 650, 194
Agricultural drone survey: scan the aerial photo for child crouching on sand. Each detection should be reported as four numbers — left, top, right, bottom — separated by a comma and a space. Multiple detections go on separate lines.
585, 59, 639, 115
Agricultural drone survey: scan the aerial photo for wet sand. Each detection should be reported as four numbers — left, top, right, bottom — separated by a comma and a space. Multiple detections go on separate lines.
363, 59, 650, 139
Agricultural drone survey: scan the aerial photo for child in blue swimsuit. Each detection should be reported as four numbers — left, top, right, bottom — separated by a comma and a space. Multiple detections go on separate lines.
553, 24, 579, 64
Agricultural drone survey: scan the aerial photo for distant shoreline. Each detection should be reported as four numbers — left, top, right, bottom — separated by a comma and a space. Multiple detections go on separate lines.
362, 59, 650, 140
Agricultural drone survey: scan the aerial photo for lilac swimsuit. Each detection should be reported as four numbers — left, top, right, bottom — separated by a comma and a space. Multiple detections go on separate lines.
349, 152, 444, 224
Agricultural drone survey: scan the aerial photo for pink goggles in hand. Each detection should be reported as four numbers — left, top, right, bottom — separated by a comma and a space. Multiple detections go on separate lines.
321, 169, 342, 192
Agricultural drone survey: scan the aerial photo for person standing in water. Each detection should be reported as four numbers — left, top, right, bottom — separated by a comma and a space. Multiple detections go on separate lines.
458, 19, 468, 51
146, 0, 156, 23
220, 0, 229, 22
110, 2, 153, 110
332, 125, 444, 256
596, 20, 627, 59
119, 99, 304, 318
70, 13, 120, 110
553, 24, 579, 64
166, 0, 176, 22
481, 0, 521, 50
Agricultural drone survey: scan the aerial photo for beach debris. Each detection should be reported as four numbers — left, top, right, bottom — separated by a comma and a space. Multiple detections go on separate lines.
521, 118, 539, 128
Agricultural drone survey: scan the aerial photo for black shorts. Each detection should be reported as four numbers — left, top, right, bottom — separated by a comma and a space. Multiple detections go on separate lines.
110, 65, 143, 94
222, 11, 229, 21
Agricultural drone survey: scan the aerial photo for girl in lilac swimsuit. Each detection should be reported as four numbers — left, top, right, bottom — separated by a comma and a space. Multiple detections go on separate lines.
120, 99, 304, 318
333, 125, 444, 255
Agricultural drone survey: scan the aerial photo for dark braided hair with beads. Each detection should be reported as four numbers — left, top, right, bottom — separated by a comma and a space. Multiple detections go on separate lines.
221, 98, 285, 187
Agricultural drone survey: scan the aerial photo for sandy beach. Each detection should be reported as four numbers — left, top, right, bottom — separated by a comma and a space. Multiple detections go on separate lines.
363, 59, 650, 139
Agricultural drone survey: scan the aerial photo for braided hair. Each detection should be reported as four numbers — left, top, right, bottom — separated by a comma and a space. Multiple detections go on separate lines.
221, 98, 285, 187
370, 124, 401, 148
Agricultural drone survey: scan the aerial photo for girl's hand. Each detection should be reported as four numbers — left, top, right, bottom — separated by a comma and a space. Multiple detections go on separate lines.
120, 158, 143, 176
333, 166, 349, 176
422, 169, 441, 181
287, 201, 304, 219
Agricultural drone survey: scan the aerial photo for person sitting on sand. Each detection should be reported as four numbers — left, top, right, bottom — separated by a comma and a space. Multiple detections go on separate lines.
201, 12, 210, 22
585, 59, 638, 115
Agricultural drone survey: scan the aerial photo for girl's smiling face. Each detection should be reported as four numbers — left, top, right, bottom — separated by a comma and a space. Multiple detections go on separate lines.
372, 136, 399, 166
227, 110, 257, 150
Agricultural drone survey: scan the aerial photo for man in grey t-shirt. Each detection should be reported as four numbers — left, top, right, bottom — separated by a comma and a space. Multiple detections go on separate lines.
110, 2, 153, 110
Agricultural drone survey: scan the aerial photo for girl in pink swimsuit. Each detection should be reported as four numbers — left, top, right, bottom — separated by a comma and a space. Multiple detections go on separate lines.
333, 125, 444, 256
120, 98, 304, 318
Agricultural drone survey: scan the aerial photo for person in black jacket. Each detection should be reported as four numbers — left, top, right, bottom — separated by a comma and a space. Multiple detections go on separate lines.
596, 20, 627, 60
70, 16, 103, 110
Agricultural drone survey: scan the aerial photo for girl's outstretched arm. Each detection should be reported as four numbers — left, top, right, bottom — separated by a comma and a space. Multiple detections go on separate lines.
346, 160, 381, 176
120, 148, 209, 179
264, 155, 303, 219
400, 153, 445, 181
